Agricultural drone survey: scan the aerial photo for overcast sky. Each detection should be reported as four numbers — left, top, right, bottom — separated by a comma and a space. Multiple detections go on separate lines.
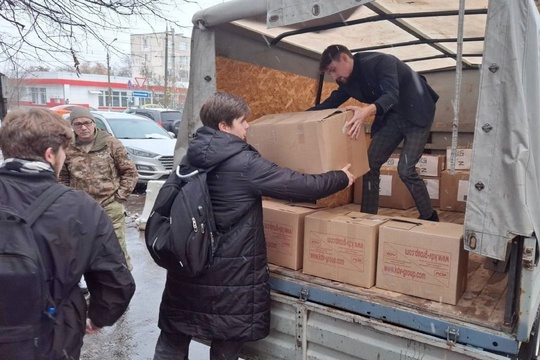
89, 0, 226, 66
0, 0, 226, 70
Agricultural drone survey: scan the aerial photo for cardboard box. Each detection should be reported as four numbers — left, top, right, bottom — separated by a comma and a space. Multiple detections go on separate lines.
247, 109, 369, 179
440, 170, 470, 212
379, 167, 414, 210
291, 186, 353, 208
422, 176, 440, 208
376, 219, 468, 305
418, 154, 446, 177
303, 209, 389, 288
446, 147, 472, 170
262, 200, 322, 270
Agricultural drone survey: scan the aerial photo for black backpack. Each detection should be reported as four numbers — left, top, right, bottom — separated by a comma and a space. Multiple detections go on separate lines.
145, 163, 219, 276
0, 184, 69, 359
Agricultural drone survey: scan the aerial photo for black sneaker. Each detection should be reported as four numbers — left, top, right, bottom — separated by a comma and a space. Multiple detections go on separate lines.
419, 210, 439, 222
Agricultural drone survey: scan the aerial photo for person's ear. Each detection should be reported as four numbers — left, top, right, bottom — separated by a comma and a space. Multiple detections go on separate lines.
218, 121, 229, 132
44, 147, 55, 163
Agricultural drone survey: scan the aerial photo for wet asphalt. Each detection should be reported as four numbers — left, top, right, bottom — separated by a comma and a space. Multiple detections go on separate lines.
80, 189, 213, 360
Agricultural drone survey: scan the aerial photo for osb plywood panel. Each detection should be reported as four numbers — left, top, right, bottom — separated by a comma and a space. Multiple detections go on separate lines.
216, 57, 366, 122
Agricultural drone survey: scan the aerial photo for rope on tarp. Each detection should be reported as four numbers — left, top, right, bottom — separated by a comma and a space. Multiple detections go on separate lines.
450, 0, 467, 174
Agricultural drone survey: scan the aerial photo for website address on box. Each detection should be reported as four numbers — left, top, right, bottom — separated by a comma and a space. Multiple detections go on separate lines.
384, 265, 426, 280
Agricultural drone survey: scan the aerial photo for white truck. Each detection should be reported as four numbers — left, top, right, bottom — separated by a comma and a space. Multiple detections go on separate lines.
165, 0, 540, 358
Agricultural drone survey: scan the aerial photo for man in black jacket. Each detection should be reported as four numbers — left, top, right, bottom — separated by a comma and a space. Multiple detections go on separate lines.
0, 109, 135, 359
153, 92, 354, 360
311, 44, 439, 221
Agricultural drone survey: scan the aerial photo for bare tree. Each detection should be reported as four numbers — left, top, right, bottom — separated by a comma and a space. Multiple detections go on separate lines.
55, 61, 108, 75
3, 60, 38, 109
0, 0, 196, 71
114, 54, 132, 77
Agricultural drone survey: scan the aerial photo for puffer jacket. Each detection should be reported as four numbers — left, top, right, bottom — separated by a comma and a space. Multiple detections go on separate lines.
59, 129, 138, 206
0, 162, 136, 359
158, 126, 348, 342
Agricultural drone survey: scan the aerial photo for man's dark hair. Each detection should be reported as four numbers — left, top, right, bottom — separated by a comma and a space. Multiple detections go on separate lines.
200, 92, 250, 130
319, 44, 354, 72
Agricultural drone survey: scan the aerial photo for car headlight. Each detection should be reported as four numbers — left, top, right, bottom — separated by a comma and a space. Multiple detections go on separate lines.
126, 147, 159, 158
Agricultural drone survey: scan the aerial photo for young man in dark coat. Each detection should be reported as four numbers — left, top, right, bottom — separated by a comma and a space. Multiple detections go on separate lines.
153, 92, 354, 360
310, 44, 440, 221
0, 109, 136, 359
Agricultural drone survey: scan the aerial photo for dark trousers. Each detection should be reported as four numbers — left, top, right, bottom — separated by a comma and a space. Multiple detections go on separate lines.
361, 117, 434, 219
153, 331, 244, 360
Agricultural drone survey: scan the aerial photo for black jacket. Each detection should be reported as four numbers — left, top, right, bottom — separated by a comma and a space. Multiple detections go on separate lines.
311, 52, 439, 134
158, 127, 348, 342
0, 163, 135, 359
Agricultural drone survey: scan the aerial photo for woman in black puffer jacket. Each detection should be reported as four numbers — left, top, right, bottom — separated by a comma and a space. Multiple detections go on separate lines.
154, 92, 354, 360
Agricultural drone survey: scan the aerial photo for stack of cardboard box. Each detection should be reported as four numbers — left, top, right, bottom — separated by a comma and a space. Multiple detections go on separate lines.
250, 111, 469, 306
378, 156, 415, 210
440, 147, 472, 212
356, 154, 415, 209
269, 203, 469, 305
249, 109, 369, 269
418, 154, 446, 208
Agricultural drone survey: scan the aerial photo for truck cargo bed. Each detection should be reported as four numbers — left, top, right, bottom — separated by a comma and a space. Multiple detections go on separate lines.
269, 207, 509, 333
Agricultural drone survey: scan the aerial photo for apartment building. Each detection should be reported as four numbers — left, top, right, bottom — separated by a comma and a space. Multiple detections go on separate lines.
131, 30, 191, 88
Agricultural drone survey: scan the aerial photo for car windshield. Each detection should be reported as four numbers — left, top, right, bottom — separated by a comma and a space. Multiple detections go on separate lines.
106, 118, 172, 139
160, 111, 182, 121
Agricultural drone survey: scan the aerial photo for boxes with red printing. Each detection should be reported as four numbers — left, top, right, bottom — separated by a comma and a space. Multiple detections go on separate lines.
303, 208, 389, 288
376, 219, 468, 305
262, 200, 322, 270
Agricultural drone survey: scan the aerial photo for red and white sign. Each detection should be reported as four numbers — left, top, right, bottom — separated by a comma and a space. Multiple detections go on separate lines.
134, 77, 147, 88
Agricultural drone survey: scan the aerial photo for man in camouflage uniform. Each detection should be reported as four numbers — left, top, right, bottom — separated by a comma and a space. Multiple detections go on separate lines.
60, 107, 138, 270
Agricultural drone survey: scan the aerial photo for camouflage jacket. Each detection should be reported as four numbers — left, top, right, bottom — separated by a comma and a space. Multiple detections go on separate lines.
59, 129, 138, 206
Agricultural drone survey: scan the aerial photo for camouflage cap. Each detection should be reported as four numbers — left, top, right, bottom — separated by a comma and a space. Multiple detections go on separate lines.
69, 107, 94, 123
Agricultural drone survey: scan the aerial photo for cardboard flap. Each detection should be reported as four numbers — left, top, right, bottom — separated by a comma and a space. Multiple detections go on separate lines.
285, 202, 326, 210
385, 219, 421, 230
321, 109, 348, 120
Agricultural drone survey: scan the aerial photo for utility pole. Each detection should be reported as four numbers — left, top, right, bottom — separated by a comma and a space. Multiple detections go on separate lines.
106, 38, 117, 111
171, 27, 176, 109
163, 26, 169, 108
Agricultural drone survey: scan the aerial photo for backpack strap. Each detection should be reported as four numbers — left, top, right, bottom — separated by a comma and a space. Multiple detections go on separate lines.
176, 164, 218, 179
22, 184, 70, 324
23, 184, 70, 226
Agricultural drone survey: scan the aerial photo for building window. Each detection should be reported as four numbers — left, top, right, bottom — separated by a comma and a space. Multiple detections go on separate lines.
143, 37, 148, 47
179, 56, 189, 65
30, 87, 47, 104
179, 70, 189, 81
179, 41, 188, 51
99, 90, 130, 108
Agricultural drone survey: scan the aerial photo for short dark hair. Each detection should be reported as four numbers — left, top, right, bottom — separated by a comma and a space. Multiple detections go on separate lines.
199, 92, 250, 130
319, 44, 354, 72
0, 109, 73, 161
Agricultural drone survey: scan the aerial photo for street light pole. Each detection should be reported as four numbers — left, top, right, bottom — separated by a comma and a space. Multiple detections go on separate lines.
106, 38, 117, 111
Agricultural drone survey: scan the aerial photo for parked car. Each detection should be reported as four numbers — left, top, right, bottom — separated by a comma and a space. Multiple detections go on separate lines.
91, 111, 176, 184
50, 104, 97, 116
125, 108, 182, 136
